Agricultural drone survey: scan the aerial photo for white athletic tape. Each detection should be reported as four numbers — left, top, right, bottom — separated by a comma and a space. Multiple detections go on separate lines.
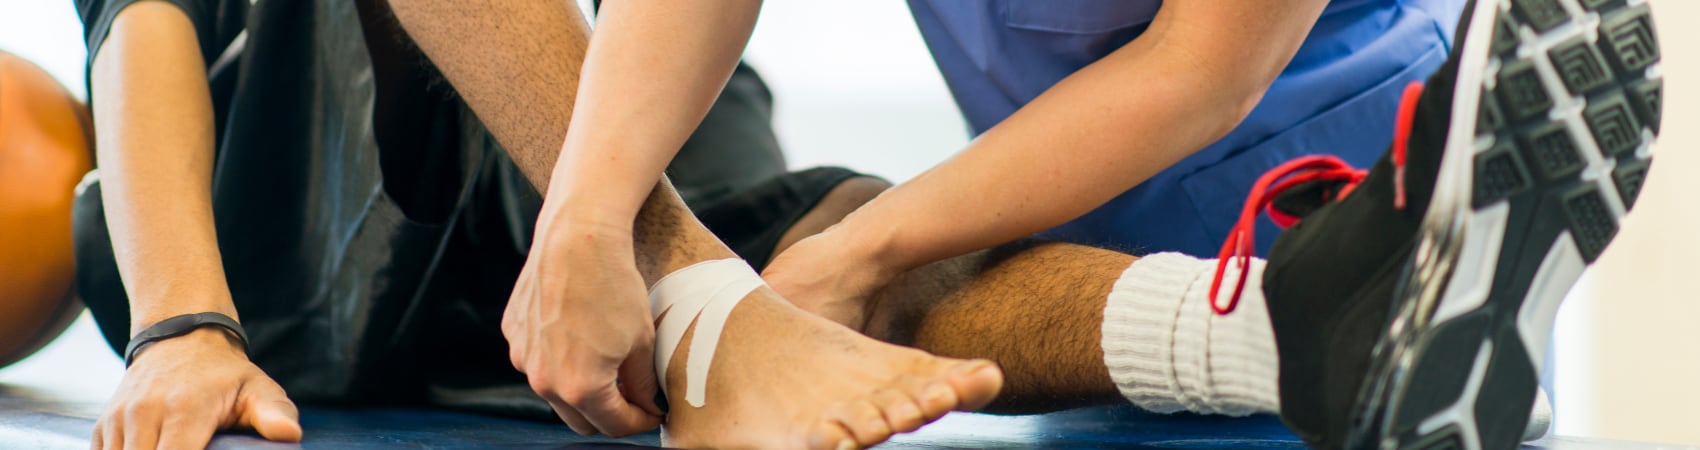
648, 258, 764, 408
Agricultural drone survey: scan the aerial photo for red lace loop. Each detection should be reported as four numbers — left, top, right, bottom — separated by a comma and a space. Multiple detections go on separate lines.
1209, 156, 1366, 315
1392, 81, 1425, 210
1207, 81, 1426, 316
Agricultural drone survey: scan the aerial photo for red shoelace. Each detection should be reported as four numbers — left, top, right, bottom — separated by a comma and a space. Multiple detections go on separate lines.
1208, 81, 1425, 315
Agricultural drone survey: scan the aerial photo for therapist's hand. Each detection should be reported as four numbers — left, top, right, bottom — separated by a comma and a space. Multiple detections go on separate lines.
763, 228, 896, 331
503, 220, 663, 437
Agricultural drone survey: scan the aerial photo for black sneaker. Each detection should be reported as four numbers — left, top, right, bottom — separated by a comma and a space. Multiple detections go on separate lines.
1208, 0, 1663, 448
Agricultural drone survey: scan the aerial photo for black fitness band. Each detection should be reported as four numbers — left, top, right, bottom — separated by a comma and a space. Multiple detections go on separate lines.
123, 312, 250, 368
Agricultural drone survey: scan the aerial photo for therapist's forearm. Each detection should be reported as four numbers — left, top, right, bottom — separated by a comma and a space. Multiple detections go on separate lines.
844, 54, 1250, 274
544, 1, 762, 229
837, 1, 1327, 274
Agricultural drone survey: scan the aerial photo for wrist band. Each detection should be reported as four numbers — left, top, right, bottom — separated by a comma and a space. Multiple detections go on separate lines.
123, 312, 250, 368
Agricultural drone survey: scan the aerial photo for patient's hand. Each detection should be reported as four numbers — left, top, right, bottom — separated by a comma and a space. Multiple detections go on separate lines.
92, 327, 301, 450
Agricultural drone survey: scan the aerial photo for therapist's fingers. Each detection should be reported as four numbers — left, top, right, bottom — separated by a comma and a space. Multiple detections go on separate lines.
618, 335, 664, 417
555, 399, 598, 435
572, 378, 662, 437
536, 384, 597, 435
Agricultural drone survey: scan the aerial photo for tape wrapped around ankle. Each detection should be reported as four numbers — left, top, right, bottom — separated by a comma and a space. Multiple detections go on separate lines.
649, 258, 765, 408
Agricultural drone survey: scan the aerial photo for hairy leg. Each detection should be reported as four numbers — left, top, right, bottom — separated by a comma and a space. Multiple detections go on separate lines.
866, 242, 1131, 414
783, 177, 1279, 417
389, 0, 588, 188
774, 179, 1127, 413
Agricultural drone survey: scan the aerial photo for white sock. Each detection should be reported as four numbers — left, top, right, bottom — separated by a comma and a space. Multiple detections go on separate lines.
1101, 252, 1280, 416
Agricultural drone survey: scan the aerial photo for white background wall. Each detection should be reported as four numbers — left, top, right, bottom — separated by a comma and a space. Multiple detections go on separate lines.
0, 0, 1693, 445
0, 1, 86, 100
1574, 0, 1700, 444
743, 1, 968, 181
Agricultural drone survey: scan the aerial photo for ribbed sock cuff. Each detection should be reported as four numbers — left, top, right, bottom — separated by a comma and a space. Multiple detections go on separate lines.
1101, 252, 1279, 416
1102, 253, 1203, 413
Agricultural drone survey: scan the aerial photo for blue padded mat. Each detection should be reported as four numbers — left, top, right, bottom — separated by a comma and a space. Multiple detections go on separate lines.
0, 319, 1683, 449
0, 383, 1677, 449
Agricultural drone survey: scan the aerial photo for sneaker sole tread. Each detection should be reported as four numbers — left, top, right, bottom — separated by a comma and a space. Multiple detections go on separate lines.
1355, 1, 1659, 449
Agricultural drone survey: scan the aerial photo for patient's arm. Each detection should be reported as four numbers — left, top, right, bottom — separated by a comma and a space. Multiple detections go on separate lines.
84, 3, 301, 450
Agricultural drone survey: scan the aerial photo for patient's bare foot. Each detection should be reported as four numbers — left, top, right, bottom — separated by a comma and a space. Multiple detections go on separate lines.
660, 286, 1003, 449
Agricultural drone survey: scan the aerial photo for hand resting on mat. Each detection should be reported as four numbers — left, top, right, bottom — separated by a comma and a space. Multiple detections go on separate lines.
93, 327, 301, 450
84, 3, 303, 449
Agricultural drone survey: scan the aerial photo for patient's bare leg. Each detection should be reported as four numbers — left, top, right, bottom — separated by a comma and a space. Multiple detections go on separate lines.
780, 183, 1278, 416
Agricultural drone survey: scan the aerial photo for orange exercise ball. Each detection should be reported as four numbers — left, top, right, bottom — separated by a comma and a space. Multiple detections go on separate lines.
0, 50, 93, 369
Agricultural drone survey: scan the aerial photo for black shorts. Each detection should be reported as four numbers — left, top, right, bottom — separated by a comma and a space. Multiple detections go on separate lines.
72, 62, 870, 419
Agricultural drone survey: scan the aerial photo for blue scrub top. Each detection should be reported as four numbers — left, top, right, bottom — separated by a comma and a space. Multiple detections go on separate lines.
908, 0, 1468, 257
